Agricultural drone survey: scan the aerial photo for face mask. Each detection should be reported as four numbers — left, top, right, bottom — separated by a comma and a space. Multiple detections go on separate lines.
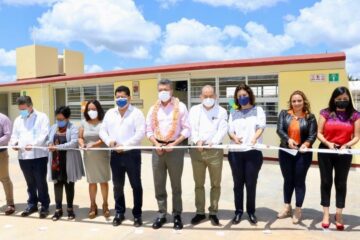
57, 120, 67, 128
158, 90, 171, 102
238, 96, 250, 106
202, 98, 215, 108
116, 97, 128, 108
88, 110, 98, 120
19, 109, 29, 118
335, 100, 349, 109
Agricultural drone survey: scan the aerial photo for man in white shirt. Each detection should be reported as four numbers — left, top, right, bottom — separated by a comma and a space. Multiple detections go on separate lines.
189, 85, 228, 226
100, 85, 145, 228
10, 96, 50, 219
146, 79, 191, 230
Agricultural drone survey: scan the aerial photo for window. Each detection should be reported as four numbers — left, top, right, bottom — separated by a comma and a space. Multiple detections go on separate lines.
11, 92, 20, 105
57, 84, 114, 120
352, 90, 360, 111
189, 74, 279, 124
248, 75, 278, 124
190, 78, 215, 100
83, 86, 97, 101
219, 76, 246, 99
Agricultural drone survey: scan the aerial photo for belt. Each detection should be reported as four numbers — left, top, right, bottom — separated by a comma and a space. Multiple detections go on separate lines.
156, 139, 175, 145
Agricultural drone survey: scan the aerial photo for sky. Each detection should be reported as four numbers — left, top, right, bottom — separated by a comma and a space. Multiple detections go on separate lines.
0, 0, 360, 82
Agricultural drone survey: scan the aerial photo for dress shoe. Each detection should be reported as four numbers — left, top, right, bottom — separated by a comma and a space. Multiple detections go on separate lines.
248, 213, 258, 224
21, 207, 38, 217
5, 205, 15, 216
112, 213, 125, 226
209, 215, 220, 226
191, 214, 206, 225
173, 215, 183, 230
152, 217, 166, 229
232, 213, 242, 224
134, 217, 143, 227
39, 208, 49, 219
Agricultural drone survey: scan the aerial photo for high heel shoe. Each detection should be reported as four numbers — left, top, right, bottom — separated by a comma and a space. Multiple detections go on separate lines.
277, 205, 292, 219
292, 207, 302, 224
321, 222, 330, 229
334, 215, 344, 231
103, 203, 110, 218
321, 216, 330, 229
88, 204, 98, 219
321, 213, 330, 229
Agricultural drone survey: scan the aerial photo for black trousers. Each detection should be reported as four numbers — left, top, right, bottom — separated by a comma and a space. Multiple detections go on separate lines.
110, 150, 143, 218
19, 157, 50, 210
54, 181, 75, 209
318, 143, 352, 208
228, 150, 263, 214
279, 150, 312, 207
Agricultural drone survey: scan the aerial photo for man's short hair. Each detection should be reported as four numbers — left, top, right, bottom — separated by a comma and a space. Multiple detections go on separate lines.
157, 79, 173, 89
114, 85, 131, 96
16, 96, 33, 106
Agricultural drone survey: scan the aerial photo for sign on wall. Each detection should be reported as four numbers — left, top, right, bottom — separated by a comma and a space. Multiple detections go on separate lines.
132, 81, 140, 99
329, 73, 339, 83
310, 74, 326, 82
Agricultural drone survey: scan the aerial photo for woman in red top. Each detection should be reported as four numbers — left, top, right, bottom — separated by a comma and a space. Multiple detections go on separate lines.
317, 86, 360, 230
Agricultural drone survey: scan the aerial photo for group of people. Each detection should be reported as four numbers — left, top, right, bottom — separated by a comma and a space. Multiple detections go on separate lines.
0, 79, 358, 232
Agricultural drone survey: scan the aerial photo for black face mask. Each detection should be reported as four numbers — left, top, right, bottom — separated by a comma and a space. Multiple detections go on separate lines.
335, 100, 349, 109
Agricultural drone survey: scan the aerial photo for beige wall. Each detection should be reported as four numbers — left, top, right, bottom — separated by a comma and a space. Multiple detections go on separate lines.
63, 49, 84, 76
16, 45, 59, 79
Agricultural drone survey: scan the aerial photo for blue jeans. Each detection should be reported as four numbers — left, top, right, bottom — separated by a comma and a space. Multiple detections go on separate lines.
110, 150, 143, 218
19, 157, 50, 210
279, 150, 312, 207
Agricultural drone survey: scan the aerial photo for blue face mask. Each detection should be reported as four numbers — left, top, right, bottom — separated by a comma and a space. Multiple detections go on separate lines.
19, 109, 29, 118
57, 120, 67, 128
238, 96, 250, 106
116, 98, 128, 108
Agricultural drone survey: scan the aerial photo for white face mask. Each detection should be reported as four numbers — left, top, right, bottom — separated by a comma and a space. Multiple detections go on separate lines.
88, 110, 98, 120
202, 98, 215, 108
158, 90, 171, 102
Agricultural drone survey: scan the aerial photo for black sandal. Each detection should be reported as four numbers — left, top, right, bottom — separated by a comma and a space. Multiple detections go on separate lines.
52, 209, 63, 221
67, 209, 76, 220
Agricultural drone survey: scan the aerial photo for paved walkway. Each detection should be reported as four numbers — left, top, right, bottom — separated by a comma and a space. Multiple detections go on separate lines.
0, 151, 359, 240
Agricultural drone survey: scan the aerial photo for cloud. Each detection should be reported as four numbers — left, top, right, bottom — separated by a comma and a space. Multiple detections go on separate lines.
193, 0, 285, 12
0, 49, 16, 67
157, 18, 294, 63
31, 0, 161, 59
157, 0, 182, 9
0, 71, 16, 83
0, 0, 58, 6
285, 0, 360, 77
285, 0, 360, 49
345, 45, 360, 78
84, 64, 103, 73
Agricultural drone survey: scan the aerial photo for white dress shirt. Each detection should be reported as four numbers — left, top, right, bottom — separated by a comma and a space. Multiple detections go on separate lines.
228, 106, 266, 152
100, 105, 145, 147
189, 103, 228, 145
10, 109, 50, 160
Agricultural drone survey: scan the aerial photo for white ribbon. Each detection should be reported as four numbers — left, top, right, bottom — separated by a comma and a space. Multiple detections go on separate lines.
0, 143, 356, 156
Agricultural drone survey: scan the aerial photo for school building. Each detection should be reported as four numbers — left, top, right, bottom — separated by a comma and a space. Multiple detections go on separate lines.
0, 45, 358, 167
